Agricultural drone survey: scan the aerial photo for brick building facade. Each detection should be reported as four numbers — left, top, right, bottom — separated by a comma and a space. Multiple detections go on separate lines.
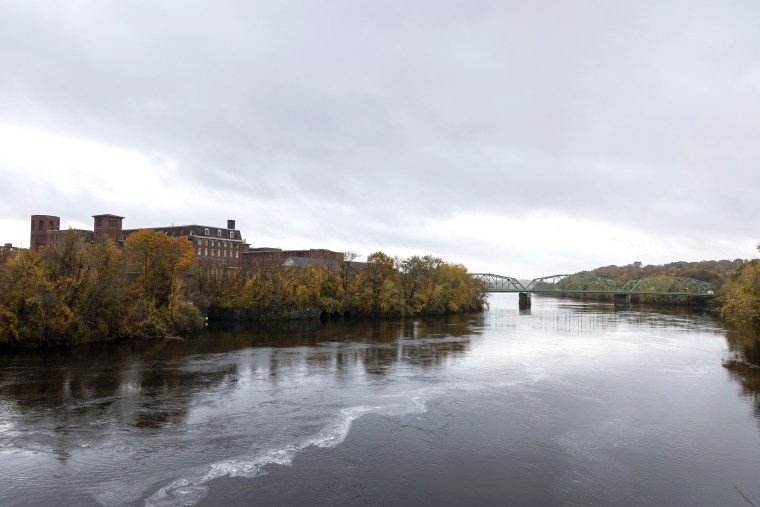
27, 212, 352, 273
122, 219, 248, 269
30, 214, 94, 249
30, 213, 248, 269
30, 214, 61, 249
242, 247, 344, 271
93, 214, 124, 242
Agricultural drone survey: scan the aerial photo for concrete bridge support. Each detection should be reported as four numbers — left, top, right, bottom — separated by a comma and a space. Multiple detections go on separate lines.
614, 293, 631, 309
519, 292, 531, 310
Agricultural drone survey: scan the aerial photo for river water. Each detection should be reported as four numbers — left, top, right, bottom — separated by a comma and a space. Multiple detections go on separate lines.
1, 294, 759, 506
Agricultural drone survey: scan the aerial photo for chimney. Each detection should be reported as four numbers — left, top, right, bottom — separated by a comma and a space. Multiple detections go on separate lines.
227, 219, 235, 230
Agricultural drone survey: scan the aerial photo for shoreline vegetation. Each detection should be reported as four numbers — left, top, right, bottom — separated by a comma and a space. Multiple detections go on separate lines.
1, 230, 758, 349
568, 248, 760, 341
0, 230, 487, 348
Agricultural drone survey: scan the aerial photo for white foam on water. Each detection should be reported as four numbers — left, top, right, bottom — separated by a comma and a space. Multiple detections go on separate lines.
141, 391, 429, 507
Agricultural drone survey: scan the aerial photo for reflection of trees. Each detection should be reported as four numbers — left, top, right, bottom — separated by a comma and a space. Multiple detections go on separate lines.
203, 314, 481, 375
0, 314, 481, 459
0, 343, 241, 462
257, 315, 480, 375
723, 331, 760, 428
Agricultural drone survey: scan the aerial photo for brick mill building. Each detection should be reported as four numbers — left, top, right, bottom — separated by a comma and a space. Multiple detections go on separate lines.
30, 214, 94, 250
30, 213, 248, 269
28, 213, 355, 273
124, 219, 247, 268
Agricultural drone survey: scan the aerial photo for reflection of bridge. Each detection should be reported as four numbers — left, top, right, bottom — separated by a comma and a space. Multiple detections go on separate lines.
471, 273, 713, 308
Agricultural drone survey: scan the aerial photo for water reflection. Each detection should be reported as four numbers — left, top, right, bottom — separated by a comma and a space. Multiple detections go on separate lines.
0, 314, 482, 443
723, 331, 760, 427
3, 299, 760, 507
495, 296, 721, 335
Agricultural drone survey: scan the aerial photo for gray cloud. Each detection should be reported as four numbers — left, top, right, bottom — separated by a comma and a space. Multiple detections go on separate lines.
1, 0, 759, 274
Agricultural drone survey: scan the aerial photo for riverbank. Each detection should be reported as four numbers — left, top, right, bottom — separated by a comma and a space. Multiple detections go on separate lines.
0, 235, 486, 349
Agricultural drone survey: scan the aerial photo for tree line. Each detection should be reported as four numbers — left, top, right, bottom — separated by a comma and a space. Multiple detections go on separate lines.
584, 252, 760, 337
588, 258, 747, 286
197, 251, 486, 321
0, 229, 200, 347
0, 231, 486, 348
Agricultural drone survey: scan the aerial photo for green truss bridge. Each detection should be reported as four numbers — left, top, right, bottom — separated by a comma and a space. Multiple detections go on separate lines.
471, 273, 714, 308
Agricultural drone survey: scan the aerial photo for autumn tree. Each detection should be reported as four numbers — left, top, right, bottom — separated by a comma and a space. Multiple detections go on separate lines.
124, 229, 195, 304
122, 229, 200, 336
720, 244, 760, 337
351, 252, 403, 314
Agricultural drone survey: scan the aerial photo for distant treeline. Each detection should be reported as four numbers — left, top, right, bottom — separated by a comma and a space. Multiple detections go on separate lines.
0, 231, 486, 348
588, 258, 747, 286
584, 253, 760, 337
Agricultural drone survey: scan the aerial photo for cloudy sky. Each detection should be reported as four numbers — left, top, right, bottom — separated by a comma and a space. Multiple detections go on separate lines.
1, 0, 758, 278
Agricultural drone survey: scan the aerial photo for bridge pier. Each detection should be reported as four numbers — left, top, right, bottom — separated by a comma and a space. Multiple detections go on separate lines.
519, 292, 531, 310
614, 293, 631, 309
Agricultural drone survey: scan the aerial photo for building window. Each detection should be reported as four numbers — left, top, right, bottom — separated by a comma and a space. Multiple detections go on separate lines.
229, 231, 234, 239
217, 230, 222, 238
204, 228, 209, 236
198, 248, 201, 255
204, 248, 208, 256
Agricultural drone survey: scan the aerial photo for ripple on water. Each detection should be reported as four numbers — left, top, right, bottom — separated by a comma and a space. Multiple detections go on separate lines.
139, 391, 429, 507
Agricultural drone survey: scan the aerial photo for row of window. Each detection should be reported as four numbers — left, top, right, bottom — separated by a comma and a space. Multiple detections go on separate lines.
196, 239, 240, 248
197, 248, 240, 259
200, 228, 236, 239
95, 218, 119, 227
31, 219, 59, 231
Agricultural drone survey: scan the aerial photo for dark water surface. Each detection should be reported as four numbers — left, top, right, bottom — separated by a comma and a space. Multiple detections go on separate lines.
2, 294, 759, 506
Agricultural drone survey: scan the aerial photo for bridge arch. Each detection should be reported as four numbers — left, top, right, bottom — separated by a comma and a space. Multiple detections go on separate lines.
524, 273, 623, 293
620, 276, 713, 296
470, 273, 526, 292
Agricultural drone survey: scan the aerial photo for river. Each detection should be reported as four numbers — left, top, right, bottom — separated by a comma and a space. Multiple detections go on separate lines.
1, 294, 759, 506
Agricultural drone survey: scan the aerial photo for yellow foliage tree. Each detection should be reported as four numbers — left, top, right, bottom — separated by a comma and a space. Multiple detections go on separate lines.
124, 229, 195, 305
720, 244, 760, 337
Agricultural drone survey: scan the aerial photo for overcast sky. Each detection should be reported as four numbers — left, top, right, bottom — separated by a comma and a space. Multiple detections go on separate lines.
1, 0, 758, 278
